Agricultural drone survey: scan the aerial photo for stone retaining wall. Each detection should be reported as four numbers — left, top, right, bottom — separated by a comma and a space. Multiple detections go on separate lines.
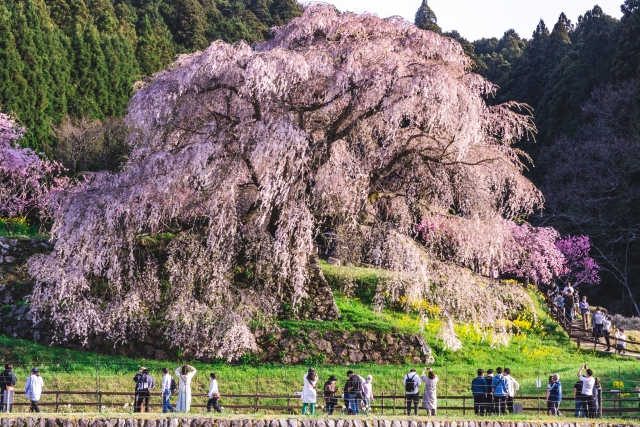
0, 418, 628, 427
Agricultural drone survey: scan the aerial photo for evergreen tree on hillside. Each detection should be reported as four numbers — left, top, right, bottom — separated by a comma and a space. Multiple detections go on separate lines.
612, 0, 640, 81
414, 0, 441, 34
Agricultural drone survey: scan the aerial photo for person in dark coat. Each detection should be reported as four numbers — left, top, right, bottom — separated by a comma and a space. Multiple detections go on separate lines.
0, 363, 17, 412
323, 375, 338, 415
471, 369, 489, 415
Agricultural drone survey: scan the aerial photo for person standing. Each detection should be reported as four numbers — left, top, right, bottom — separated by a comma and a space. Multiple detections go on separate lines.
403, 368, 421, 416
207, 372, 222, 413
161, 367, 175, 413
0, 363, 17, 412
134, 368, 154, 413
363, 375, 374, 410
24, 368, 43, 413
593, 378, 601, 418
579, 296, 590, 329
578, 364, 596, 418
546, 374, 562, 416
421, 367, 438, 416
603, 316, 612, 351
471, 369, 489, 416
345, 370, 363, 415
564, 290, 575, 322
492, 367, 508, 415
592, 308, 604, 342
563, 283, 574, 294
175, 365, 197, 412
503, 368, 520, 414
301, 368, 318, 415
573, 377, 586, 418
485, 369, 494, 414
323, 376, 338, 415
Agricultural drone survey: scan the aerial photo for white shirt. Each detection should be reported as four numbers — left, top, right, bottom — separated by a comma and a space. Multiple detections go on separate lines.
207, 379, 219, 398
563, 286, 574, 294
403, 373, 421, 394
593, 311, 604, 325
25, 374, 44, 401
603, 319, 611, 332
505, 375, 520, 397
175, 367, 197, 391
581, 375, 595, 396
161, 373, 173, 392
616, 332, 627, 348
301, 374, 317, 403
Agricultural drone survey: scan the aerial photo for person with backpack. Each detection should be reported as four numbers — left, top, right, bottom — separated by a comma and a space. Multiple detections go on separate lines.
0, 363, 17, 412
546, 373, 562, 416
345, 370, 363, 415
24, 368, 44, 413
421, 367, 438, 416
471, 369, 489, 416
134, 368, 155, 413
323, 375, 338, 415
301, 368, 318, 415
161, 367, 176, 413
175, 365, 197, 412
492, 367, 508, 415
403, 368, 421, 416
207, 372, 222, 413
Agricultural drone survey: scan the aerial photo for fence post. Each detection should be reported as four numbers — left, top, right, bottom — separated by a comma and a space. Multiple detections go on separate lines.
381, 392, 384, 415
462, 396, 466, 415
55, 393, 59, 413
97, 391, 102, 413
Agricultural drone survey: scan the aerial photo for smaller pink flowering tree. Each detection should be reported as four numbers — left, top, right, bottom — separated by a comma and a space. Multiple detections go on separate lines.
503, 222, 566, 285
0, 111, 68, 218
555, 235, 600, 287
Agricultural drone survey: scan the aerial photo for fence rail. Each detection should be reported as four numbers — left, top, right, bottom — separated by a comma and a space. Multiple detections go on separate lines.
5, 390, 640, 417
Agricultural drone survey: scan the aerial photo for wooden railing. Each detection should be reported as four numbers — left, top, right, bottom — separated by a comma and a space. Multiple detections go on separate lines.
5, 390, 640, 417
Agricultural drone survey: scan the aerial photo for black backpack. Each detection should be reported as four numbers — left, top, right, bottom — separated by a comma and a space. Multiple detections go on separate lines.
136, 374, 150, 392
405, 374, 416, 392
170, 378, 178, 394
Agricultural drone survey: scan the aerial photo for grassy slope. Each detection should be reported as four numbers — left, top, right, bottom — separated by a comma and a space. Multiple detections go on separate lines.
1, 261, 639, 416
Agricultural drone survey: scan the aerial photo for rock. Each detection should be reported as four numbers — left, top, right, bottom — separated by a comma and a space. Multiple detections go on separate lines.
168, 420, 178, 427
327, 257, 341, 265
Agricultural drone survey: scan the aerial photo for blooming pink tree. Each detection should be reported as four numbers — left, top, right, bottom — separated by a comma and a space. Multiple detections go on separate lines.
503, 222, 566, 284
555, 235, 600, 287
0, 111, 67, 218
29, 4, 543, 358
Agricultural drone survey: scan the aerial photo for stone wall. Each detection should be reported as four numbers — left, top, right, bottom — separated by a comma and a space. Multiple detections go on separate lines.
0, 417, 627, 427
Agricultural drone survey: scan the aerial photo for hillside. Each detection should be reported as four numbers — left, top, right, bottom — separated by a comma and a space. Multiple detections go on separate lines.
1, 261, 639, 415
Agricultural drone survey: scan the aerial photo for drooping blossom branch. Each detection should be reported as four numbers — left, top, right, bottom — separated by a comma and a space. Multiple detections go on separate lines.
0, 111, 68, 218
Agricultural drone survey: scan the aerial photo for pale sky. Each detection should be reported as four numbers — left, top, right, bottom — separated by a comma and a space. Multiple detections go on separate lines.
321, 0, 624, 41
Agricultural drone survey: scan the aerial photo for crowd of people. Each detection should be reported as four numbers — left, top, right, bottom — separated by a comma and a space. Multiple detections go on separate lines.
471, 364, 601, 418
548, 283, 628, 354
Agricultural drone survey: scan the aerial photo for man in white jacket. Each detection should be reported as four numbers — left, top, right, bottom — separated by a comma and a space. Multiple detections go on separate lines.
503, 368, 520, 414
161, 368, 175, 413
24, 368, 44, 413
207, 373, 222, 413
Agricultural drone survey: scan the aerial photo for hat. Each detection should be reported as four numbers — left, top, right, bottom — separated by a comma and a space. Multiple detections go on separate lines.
328, 375, 338, 382
31, 367, 39, 373
139, 366, 147, 371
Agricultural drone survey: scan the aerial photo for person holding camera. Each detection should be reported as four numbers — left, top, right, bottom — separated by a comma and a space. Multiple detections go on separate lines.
578, 364, 596, 418
421, 367, 438, 416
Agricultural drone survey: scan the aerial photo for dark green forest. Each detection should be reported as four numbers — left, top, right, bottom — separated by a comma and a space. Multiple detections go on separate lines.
0, 0, 300, 152
3, 0, 640, 315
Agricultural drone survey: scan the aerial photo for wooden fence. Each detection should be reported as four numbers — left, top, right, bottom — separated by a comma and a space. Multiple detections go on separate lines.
5, 390, 640, 417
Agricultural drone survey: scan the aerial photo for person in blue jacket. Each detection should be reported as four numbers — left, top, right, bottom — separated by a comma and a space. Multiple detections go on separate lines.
471, 369, 489, 415
546, 373, 562, 416
492, 367, 508, 415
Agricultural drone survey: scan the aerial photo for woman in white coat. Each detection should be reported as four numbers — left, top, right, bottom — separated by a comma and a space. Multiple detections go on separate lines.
25, 368, 44, 413
301, 368, 318, 415
175, 365, 197, 412
421, 367, 438, 416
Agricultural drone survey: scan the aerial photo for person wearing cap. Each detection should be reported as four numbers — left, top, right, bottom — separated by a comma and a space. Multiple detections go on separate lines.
323, 375, 338, 415
301, 367, 318, 415
1, 363, 17, 412
24, 368, 44, 413
471, 369, 489, 415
